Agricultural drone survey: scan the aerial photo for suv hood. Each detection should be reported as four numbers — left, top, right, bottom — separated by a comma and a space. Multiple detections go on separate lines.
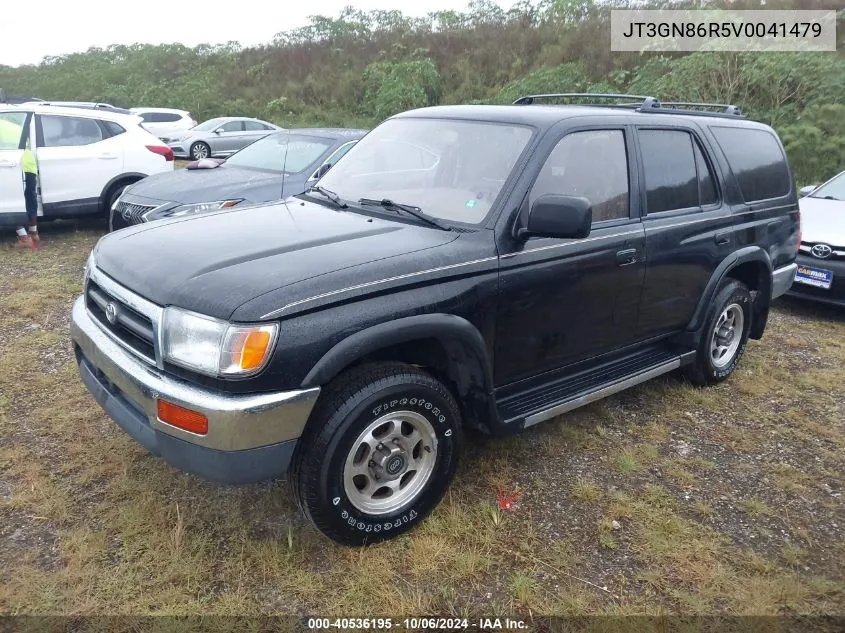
799, 197, 845, 246
94, 199, 458, 320
125, 165, 302, 205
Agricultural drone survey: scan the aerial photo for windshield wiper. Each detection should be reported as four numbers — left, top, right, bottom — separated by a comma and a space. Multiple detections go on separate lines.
358, 198, 451, 231
308, 185, 347, 208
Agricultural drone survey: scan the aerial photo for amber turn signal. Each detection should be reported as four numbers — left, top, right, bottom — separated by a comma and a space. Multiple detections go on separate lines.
157, 400, 208, 435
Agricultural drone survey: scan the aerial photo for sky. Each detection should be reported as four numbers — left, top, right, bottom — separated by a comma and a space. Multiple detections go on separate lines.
1, 0, 515, 68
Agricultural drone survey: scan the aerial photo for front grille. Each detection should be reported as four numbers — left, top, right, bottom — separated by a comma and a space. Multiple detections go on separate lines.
113, 200, 157, 228
800, 242, 845, 261
86, 279, 156, 362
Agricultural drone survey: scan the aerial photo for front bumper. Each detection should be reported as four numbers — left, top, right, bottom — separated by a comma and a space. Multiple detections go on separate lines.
70, 296, 320, 484
166, 142, 189, 158
786, 255, 845, 307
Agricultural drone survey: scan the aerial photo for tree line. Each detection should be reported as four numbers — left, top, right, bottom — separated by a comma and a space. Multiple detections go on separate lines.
1, 0, 843, 184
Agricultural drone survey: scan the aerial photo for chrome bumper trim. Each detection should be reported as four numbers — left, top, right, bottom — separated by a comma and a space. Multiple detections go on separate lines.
71, 296, 319, 451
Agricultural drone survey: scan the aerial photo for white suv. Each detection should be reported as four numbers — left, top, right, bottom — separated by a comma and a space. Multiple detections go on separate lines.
130, 108, 196, 140
0, 104, 174, 227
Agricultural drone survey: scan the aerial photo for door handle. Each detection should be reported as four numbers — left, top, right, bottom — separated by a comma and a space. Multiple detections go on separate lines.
0, 159, 16, 168
616, 248, 638, 266
715, 232, 731, 245
97, 154, 118, 160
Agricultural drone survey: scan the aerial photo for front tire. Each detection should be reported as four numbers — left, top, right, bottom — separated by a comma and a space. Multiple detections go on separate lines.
291, 363, 462, 546
190, 142, 210, 160
685, 279, 753, 386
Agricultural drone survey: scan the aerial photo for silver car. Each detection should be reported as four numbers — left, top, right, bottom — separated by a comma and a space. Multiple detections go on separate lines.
163, 117, 283, 160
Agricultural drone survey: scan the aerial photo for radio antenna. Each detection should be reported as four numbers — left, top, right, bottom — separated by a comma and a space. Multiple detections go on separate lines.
280, 125, 290, 202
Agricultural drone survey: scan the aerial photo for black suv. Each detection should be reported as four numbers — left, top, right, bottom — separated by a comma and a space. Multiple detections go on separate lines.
70, 94, 800, 545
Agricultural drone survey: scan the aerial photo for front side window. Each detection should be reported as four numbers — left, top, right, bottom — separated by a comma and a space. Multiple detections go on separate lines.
805, 171, 845, 202
317, 118, 533, 225
314, 140, 358, 176
220, 120, 243, 133
530, 129, 629, 223
40, 115, 104, 147
225, 133, 333, 173
192, 118, 225, 132
0, 112, 27, 150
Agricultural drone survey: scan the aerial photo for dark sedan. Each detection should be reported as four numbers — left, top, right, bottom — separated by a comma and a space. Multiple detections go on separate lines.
110, 128, 367, 231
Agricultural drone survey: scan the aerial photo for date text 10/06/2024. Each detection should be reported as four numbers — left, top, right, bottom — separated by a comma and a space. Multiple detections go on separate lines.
307, 618, 528, 630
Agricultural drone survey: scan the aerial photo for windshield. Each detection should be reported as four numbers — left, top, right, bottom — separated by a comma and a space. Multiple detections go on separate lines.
809, 172, 845, 201
316, 118, 533, 225
225, 133, 333, 173
192, 118, 226, 132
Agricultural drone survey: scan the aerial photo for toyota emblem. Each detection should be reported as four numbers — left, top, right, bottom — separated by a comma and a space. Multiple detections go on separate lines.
105, 301, 119, 325
811, 244, 833, 259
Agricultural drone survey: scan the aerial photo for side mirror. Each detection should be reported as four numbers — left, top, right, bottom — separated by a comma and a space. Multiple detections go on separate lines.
213, 128, 224, 135
518, 194, 592, 240
798, 184, 818, 197
315, 163, 332, 179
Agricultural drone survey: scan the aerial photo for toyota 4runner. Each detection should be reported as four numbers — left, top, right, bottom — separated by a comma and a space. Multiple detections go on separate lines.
70, 94, 800, 545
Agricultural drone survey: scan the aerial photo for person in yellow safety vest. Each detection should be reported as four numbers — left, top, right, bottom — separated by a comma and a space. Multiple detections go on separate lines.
16, 139, 39, 249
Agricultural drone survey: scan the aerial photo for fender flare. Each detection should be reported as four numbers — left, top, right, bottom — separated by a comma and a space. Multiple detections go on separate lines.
301, 313, 495, 395
98, 172, 147, 212
686, 246, 773, 335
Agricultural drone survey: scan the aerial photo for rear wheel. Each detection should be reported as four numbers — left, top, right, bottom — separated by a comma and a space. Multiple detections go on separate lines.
685, 279, 753, 386
190, 142, 210, 160
290, 362, 462, 546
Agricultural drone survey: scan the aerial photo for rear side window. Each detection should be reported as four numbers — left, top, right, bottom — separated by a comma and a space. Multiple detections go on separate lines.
40, 115, 104, 147
154, 112, 182, 123
139, 112, 155, 122
639, 129, 720, 214
244, 121, 271, 131
711, 126, 790, 202
99, 120, 125, 139
0, 111, 27, 150
530, 129, 630, 223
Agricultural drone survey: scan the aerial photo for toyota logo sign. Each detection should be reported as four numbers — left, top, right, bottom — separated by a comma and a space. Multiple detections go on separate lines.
105, 302, 119, 325
811, 244, 833, 259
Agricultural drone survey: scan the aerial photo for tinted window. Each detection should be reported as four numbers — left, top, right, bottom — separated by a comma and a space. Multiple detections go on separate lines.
531, 130, 629, 223
220, 120, 243, 132
100, 120, 126, 139
0, 112, 27, 150
694, 141, 717, 205
712, 127, 790, 202
157, 112, 182, 123
639, 130, 698, 213
139, 112, 155, 122
40, 115, 104, 147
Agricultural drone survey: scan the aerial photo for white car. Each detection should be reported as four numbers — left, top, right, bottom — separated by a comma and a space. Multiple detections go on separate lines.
0, 104, 174, 227
130, 108, 197, 140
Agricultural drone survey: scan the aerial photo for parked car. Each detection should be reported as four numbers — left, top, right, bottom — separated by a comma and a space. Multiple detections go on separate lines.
110, 128, 367, 230
22, 101, 133, 115
0, 104, 174, 226
788, 170, 845, 306
163, 117, 282, 160
71, 95, 799, 545
130, 108, 197, 140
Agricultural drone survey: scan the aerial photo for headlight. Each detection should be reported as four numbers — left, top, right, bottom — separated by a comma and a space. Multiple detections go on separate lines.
83, 250, 95, 283
145, 199, 242, 221
162, 306, 277, 377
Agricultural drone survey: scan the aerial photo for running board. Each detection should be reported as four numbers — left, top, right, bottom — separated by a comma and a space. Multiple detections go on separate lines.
497, 348, 696, 428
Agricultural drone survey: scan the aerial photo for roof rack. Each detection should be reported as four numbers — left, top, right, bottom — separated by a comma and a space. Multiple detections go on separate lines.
512, 93, 744, 118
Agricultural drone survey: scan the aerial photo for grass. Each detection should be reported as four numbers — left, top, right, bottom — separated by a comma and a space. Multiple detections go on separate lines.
0, 223, 844, 619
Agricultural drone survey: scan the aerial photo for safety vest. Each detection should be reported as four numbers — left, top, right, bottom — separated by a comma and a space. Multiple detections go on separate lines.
22, 148, 37, 175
